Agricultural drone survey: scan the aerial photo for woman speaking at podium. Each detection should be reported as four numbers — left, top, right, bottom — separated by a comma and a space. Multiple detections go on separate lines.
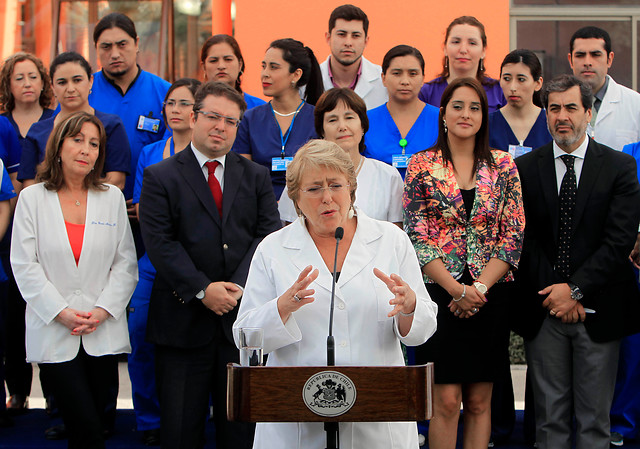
234, 140, 438, 448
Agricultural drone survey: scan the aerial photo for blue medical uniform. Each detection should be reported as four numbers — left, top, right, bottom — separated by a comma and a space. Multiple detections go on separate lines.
489, 109, 552, 151
0, 116, 21, 175
89, 69, 170, 199
17, 110, 131, 182
364, 102, 439, 178
244, 92, 266, 110
0, 161, 16, 414
127, 138, 175, 431
609, 141, 640, 440
3, 109, 55, 143
232, 101, 316, 198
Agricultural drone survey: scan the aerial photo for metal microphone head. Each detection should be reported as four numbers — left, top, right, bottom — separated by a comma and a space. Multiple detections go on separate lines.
335, 227, 344, 241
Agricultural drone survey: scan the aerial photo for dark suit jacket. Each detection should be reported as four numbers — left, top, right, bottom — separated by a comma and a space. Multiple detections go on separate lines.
139, 146, 281, 348
514, 138, 640, 343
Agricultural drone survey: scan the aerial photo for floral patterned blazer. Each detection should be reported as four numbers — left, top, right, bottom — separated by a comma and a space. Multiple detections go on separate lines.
403, 149, 525, 283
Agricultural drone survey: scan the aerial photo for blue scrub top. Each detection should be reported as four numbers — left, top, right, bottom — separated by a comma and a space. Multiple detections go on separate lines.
3, 109, 55, 142
419, 76, 507, 113
364, 102, 439, 178
18, 110, 131, 182
134, 138, 176, 282
89, 69, 170, 199
0, 162, 16, 282
623, 141, 640, 183
244, 92, 266, 110
232, 101, 316, 198
0, 116, 22, 174
489, 109, 552, 152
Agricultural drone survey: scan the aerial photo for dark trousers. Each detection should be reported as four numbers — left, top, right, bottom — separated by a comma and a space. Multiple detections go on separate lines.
3, 275, 32, 397
155, 330, 254, 449
0, 280, 7, 411
39, 346, 118, 449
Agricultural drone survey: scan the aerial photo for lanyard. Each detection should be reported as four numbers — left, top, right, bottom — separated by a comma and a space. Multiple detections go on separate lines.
271, 101, 304, 158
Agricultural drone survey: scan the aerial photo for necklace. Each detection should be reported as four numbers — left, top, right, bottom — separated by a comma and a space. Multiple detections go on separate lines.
355, 156, 365, 175
271, 100, 304, 117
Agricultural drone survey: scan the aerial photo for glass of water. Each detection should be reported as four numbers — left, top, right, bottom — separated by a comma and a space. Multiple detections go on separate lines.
238, 327, 263, 366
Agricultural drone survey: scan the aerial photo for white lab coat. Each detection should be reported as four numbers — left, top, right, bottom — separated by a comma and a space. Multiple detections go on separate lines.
234, 210, 438, 449
11, 183, 138, 363
588, 75, 640, 151
320, 56, 389, 110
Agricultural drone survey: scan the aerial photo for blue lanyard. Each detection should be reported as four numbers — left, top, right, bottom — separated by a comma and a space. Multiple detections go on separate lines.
270, 101, 304, 158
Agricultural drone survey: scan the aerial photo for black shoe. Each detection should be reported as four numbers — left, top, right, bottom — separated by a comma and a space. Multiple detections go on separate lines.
45, 424, 67, 440
142, 428, 161, 446
6, 395, 29, 415
0, 411, 13, 428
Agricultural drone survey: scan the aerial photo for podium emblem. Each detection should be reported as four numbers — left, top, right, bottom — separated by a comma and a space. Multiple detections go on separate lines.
303, 370, 357, 417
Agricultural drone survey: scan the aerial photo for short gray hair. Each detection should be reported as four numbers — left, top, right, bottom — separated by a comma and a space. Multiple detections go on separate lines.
286, 139, 357, 215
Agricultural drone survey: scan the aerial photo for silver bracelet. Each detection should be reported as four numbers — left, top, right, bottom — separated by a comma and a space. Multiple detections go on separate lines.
399, 310, 415, 317
452, 283, 466, 302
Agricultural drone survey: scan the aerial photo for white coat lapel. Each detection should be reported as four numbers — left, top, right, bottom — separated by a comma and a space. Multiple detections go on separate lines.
49, 188, 81, 273
337, 211, 378, 287
285, 219, 335, 294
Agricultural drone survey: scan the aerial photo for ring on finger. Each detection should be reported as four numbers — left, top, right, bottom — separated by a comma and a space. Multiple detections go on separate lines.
550, 310, 556, 316
471, 307, 478, 313
454, 310, 461, 316
293, 294, 301, 302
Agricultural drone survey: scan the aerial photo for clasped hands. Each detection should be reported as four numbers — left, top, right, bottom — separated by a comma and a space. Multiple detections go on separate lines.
201, 282, 243, 316
539, 283, 585, 323
55, 307, 111, 336
276, 265, 417, 324
448, 283, 486, 319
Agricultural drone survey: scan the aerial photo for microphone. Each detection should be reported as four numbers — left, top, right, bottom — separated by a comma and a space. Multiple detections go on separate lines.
327, 226, 343, 367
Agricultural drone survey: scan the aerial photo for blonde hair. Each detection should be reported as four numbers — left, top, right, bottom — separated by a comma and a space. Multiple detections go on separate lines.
286, 139, 357, 215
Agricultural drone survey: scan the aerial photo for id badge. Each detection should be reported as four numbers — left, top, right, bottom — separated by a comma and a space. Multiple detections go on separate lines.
137, 115, 161, 133
392, 153, 410, 168
508, 144, 532, 158
272, 156, 293, 171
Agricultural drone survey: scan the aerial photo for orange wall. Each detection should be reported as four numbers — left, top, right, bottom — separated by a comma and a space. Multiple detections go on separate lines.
235, 0, 510, 100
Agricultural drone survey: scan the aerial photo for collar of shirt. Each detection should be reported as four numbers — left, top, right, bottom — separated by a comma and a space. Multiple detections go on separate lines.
593, 75, 609, 111
553, 134, 589, 193
190, 142, 226, 191
328, 56, 362, 90
101, 65, 142, 96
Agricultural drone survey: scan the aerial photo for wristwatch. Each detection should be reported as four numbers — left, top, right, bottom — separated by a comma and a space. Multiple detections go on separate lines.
568, 282, 583, 301
473, 281, 488, 295
195, 289, 206, 300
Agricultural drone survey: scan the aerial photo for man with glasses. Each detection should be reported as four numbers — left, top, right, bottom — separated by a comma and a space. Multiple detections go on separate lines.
139, 81, 280, 449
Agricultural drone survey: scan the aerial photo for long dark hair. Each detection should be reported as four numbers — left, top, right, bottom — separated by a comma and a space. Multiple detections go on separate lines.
269, 38, 324, 105
38, 112, 107, 191
200, 34, 246, 93
500, 49, 543, 108
430, 77, 493, 174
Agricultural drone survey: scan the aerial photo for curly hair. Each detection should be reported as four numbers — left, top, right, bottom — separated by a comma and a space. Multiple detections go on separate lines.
0, 52, 53, 112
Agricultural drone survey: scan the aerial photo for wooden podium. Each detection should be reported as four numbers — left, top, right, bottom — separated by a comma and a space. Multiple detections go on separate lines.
227, 363, 433, 422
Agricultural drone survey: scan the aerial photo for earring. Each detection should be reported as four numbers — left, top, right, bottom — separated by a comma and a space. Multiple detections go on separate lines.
444, 56, 449, 70
238, 70, 243, 76
57, 157, 61, 163
443, 119, 448, 133
291, 81, 296, 87
348, 205, 355, 219
479, 58, 484, 72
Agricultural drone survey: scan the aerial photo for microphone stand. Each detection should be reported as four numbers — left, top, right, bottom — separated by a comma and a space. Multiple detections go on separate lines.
325, 227, 343, 449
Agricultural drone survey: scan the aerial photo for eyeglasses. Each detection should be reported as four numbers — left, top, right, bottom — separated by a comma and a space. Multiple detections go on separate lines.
300, 183, 350, 197
195, 110, 241, 128
164, 100, 194, 109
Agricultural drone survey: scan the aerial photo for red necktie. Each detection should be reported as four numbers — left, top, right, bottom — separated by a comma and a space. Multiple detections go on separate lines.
205, 161, 223, 217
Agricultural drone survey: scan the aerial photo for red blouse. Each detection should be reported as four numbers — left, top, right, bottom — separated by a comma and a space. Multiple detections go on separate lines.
64, 221, 85, 265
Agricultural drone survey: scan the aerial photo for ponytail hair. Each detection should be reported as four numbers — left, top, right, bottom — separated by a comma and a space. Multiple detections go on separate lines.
269, 38, 324, 105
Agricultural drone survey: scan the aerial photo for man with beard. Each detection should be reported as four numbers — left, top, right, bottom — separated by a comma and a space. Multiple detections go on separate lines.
319, 4, 387, 109
568, 26, 640, 151
514, 74, 640, 449
90, 12, 170, 200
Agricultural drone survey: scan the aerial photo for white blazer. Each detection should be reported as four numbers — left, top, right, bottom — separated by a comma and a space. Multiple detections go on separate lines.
320, 56, 388, 110
11, 183, 138, 363
234, 211, 437, 449
589, 75, 640, 151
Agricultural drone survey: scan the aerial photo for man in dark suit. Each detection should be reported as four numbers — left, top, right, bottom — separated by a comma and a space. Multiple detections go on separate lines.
515, 74, 640, 449
139, 81, 280, 449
